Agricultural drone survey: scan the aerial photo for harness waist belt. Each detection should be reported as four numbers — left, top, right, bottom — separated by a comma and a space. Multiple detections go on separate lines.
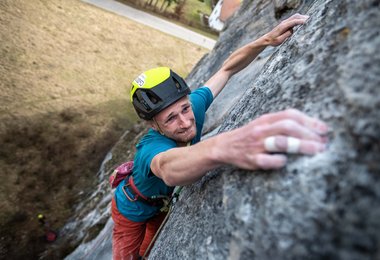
122, 176, 169, 207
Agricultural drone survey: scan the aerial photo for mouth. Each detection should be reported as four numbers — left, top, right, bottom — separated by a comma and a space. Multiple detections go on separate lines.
178, 128, 191, 135
177, 126, 195, 136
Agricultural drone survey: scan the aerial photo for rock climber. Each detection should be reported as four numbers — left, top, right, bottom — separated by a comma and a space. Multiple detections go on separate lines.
112, 13, 329, 260
37, 214, 58, 242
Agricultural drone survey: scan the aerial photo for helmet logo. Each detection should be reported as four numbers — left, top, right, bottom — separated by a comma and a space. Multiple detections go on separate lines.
135, 73, 146, 87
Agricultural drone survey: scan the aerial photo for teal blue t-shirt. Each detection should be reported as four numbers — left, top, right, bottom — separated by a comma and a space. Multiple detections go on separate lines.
114, 87, 213, 222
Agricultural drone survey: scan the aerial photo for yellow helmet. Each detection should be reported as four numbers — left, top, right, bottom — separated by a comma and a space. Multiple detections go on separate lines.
130, 67, 190, 120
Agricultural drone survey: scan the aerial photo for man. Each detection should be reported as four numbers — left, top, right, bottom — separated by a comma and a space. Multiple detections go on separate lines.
112, 14, 329, 259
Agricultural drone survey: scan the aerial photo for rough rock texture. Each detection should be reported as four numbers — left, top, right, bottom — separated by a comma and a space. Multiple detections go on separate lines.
150, 0, 380, 259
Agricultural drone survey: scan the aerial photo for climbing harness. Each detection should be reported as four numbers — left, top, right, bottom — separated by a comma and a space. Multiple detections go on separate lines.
122, 176, 171, 211
109, 161, 172, 212
109, 159, 183, 258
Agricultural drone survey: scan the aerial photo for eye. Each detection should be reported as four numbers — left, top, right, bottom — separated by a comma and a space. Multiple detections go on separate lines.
166, 115, 176, 124
182, 105, 190, 113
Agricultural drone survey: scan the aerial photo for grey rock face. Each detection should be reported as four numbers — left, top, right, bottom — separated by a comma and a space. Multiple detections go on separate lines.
150, 0, 380, 259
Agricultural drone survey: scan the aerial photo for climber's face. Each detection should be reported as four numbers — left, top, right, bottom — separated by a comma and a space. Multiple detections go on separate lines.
151, 96, 196, 145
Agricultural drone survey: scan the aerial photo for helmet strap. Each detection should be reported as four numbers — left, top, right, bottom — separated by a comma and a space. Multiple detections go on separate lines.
152, 118, 165, 136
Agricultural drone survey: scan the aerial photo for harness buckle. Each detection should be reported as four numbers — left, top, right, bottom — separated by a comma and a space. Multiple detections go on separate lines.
122, 183, 138, 202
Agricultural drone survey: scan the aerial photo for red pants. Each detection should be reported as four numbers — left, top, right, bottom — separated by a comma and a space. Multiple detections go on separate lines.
111, 198, 167, 260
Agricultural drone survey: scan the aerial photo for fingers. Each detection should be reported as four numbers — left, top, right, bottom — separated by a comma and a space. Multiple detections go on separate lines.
245, 109, 329, 169
263, 136, 326, 155
288, 13, 310, 20
272, 30, 293, 46
254, 154, 287, 170
255, 119, 325, 142
253, 109, 329, 135
282, 13, 310, 25
250, 109, 329, 154
223, 109, 329, 171
267, 13, 309, 46
277, 18, 308, 35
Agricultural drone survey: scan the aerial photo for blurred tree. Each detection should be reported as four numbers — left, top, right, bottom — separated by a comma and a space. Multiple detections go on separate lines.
174, 0, 187, 17
160, 0, 179, 12
146, 0, 160, 9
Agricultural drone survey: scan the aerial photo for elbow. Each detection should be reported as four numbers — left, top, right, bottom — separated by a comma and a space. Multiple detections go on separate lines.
159, 165, 185, 186
153, 161, 178, 187
220, 64, 233, 76
161, 173, 177, 187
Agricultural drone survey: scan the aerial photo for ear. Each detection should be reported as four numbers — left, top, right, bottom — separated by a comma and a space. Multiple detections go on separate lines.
150, 118, 165, 135
148, 120, 157, 130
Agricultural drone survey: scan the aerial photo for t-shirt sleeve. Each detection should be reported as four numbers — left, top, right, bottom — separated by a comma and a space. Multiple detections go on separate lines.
190, 86, 213, 121
134, 131, 177, 179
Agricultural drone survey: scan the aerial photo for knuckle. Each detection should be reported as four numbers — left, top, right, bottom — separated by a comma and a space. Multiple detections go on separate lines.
281, 119, 297, 131
284, 108, 300, 117
251, 125, 265, 139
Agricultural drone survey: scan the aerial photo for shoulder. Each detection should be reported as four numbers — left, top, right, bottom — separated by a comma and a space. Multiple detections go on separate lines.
137, 129, 176, 150
190, 87, 213, 107
134, 129, 177, 178
190, 86, 213, 97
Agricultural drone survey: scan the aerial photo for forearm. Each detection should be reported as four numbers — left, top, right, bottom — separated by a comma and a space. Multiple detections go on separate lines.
206, 35, 270, 97
151, 136, 225, 186
151, 128, 250, 186
221, 35, 269, 76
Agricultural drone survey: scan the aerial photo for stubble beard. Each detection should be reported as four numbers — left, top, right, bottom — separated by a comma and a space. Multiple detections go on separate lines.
175, 124, 196, 144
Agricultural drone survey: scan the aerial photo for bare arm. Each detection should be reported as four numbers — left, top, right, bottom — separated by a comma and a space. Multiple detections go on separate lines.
206, 13, 309, 98
151, 109, 329, 186
150, 136, 221, 186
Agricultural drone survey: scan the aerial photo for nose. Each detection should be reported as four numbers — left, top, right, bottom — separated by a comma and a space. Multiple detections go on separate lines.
178, 114, 191, 128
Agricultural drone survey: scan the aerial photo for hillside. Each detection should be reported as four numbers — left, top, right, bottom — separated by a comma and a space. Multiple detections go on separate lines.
0, 0, 208, 258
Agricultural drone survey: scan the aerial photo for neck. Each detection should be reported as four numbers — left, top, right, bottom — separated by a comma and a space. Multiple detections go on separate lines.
176, 141, 191, 147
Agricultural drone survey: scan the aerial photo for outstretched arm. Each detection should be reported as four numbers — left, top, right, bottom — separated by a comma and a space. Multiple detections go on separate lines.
206, 13, 309, 98
151, 109, 329, 186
